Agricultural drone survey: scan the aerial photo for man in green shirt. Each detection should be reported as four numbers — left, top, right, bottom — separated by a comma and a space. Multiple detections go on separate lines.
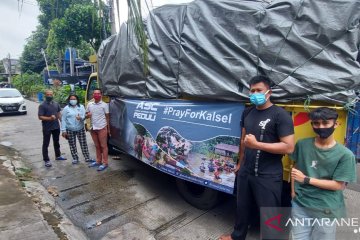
291, 107, 356, 240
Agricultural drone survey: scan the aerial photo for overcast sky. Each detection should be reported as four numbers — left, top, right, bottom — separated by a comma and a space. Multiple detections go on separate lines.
0, 0, 40, 59
0, 0, 193, 60
117, 0, 193, 25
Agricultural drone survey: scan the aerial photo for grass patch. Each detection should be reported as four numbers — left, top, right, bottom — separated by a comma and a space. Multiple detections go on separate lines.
15, 167, 33, 181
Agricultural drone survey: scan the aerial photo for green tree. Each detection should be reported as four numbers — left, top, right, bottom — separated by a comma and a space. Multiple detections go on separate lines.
20, 26, 48, 74
77, 41, 96, 60
12, 72, 43, 97
0, 60, 7, 82
127, 0, 149, 75
20, 0, 109, 73
46, 3, 108, 54
37, 0, 92, 29
0, 60, 5, 73
52, 84, 86, 105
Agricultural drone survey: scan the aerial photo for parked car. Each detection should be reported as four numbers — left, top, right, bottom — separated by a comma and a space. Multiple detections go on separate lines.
0, 88, 27, 115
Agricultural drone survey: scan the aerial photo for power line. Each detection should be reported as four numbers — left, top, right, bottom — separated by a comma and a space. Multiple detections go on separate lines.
17, 0, 38, 7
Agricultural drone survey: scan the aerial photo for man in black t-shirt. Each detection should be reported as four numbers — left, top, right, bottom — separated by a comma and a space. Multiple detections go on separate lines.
38, 89, 67, 167
220, 76, 295, 240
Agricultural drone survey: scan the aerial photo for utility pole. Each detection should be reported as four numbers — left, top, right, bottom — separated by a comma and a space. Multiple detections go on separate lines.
108, 0, 116, 35
7, 53, 12, 84
41, 48, 51, 78
69, 47, 74, 76
98, 0, 107, 40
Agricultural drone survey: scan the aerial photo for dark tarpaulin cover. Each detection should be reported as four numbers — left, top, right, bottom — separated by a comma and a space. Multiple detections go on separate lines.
346, 104, 360, 159
98, 0, 360, 104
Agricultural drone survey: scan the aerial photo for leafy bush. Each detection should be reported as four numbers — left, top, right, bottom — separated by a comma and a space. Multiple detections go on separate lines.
52, 85, 86, 106
12, 72, 43, 97
12, 72, 86, 105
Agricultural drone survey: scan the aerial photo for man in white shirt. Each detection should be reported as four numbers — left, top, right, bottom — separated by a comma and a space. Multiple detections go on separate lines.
86, 88, 110, 171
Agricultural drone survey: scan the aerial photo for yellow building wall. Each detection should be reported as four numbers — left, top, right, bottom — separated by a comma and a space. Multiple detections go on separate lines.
282, 105, 347, 182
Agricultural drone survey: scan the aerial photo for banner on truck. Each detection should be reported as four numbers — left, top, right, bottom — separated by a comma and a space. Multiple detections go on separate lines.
109, 98, 244, 194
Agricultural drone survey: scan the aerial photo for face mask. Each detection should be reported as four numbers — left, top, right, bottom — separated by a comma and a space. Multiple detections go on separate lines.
93, 94, 101, 101
250, 90, 269, 106
69, 100, 77, 106
313, 125, 335, 139
45, 96, 53, 102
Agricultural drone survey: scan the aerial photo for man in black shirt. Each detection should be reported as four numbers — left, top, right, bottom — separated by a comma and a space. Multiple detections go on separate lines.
38, 89, 67, 167
220, 76, 295, 240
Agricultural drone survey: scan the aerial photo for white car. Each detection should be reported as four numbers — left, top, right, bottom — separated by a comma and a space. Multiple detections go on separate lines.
0, 88, 27, 115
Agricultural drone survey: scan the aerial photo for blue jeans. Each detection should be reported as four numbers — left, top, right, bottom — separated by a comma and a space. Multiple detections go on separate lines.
291, 201, 336, 240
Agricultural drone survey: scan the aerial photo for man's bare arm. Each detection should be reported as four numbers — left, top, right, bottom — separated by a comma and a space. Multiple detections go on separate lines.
106, 113, 110, 135
292, 168, 346, 191
244, 134, 295, 155
38, 115, 56, 121
235, 128, 246, 173
57, 111, 61, 120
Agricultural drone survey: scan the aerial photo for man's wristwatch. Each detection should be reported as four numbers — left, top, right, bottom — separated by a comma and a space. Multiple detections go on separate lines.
303, 176, 311, 185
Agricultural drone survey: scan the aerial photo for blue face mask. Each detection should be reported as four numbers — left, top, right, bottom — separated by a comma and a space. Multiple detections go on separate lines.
250, 90, 269, 106
69, 100, 77, 106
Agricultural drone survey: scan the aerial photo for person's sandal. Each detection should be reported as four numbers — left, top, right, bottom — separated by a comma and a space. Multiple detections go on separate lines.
97, 165, 108, 171
45, 161, 52, 167
72, 159, 79, 164
85, 158, 95, 163
88, 162, 100, 168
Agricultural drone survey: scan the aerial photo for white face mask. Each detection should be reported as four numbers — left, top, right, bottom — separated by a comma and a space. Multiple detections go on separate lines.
69, 99, 77, 106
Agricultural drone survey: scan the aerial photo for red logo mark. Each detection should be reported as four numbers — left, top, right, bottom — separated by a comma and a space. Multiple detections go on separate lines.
293, 112, 310, 126
264, 214, 283, 232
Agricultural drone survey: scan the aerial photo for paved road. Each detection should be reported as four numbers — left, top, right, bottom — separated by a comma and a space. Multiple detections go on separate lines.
1, 99, 360, 240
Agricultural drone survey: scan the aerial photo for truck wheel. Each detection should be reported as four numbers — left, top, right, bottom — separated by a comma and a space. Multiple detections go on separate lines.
176, 178, 221, 210
107, 139, 122, 155
108, 141, 124, 155
108, 142, 119, 155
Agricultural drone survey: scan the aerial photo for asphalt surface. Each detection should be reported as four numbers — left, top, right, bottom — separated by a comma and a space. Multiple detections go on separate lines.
0, 99, 360, 240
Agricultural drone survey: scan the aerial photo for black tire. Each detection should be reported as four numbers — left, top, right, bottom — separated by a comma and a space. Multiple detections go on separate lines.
176, 178, 221, 210
107, 141, 121, 155
107, 137, 125, 155
22, 111, 27, 115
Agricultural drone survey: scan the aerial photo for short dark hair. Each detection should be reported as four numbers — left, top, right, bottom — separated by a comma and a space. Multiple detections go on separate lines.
309, 107, 338, 121
67, 94, 80, 106
249, 75, 273, 89
94, 88, 102, 93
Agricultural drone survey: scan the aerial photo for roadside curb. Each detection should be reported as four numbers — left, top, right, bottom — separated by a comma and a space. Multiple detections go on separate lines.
0, 144, 87, 240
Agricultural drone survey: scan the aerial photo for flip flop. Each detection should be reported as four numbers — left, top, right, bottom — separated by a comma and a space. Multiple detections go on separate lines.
45, 161, 52, 167
89, 162, 100, 168
97, 165, 108, 171
72, 159, 79, 164
56, 156, 67, 160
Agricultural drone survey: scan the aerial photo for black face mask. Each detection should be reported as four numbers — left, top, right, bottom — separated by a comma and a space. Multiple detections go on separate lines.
313, 125, 335, 139
45, 96, 53, 102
